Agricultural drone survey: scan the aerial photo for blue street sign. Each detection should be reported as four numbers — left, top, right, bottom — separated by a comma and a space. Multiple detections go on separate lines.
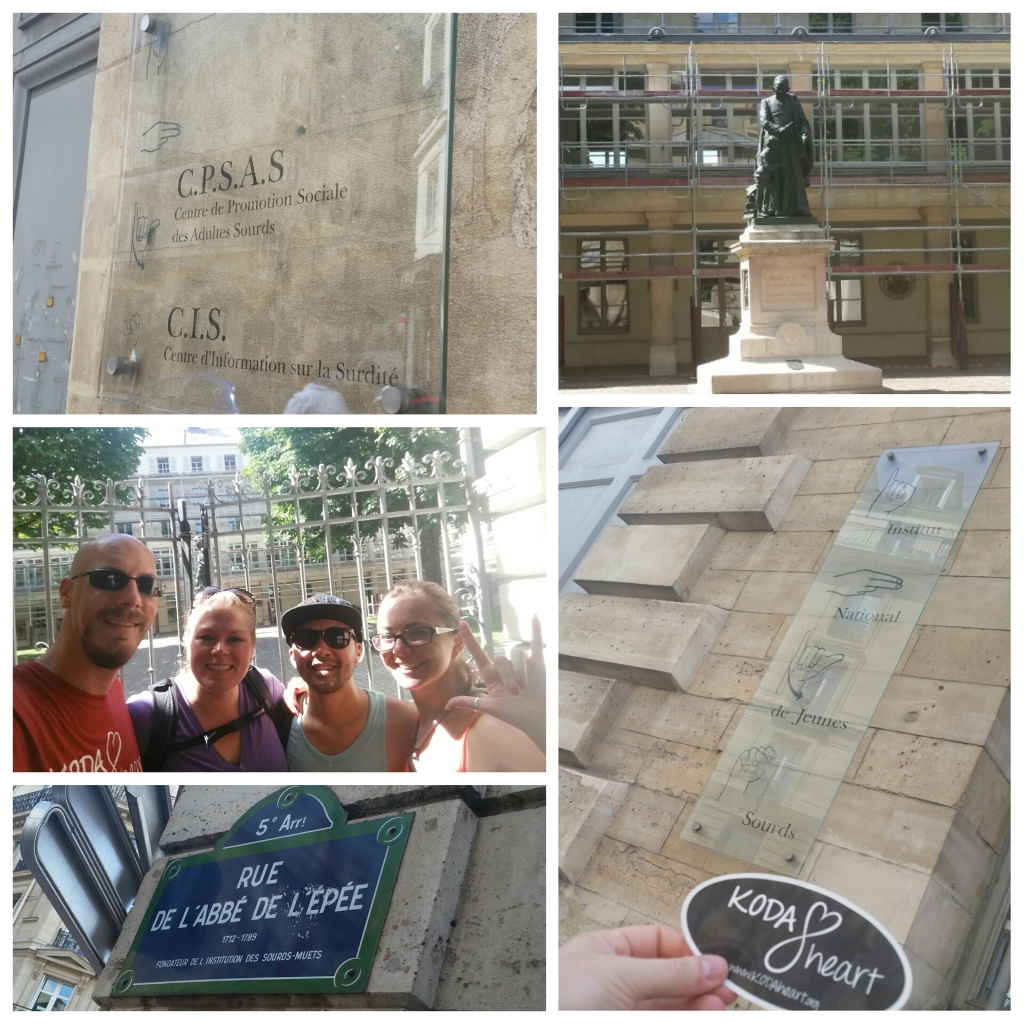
112, 787, 413, 996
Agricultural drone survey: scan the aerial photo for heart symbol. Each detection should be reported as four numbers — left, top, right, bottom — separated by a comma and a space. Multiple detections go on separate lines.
106, 731, 123, 771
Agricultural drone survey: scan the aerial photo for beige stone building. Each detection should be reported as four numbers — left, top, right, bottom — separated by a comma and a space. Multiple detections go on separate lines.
558, 14, 1009, 377
560, 407, 1009, 1010
14, 13, 536, 415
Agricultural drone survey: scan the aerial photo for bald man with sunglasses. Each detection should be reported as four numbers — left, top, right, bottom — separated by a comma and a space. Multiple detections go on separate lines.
14, 535, 160, 771
283, 594, 418, 772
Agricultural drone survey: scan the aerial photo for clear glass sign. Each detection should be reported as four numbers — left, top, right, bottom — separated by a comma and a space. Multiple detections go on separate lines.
684, 441, 1000, 874
99, 13, 453, 413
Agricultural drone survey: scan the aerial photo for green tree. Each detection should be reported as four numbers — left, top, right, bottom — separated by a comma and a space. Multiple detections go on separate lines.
238, 428, 470, 581
14, 427, 149, 540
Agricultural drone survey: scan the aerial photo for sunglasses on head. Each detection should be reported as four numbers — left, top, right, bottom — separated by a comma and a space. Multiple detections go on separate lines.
195, 586, 256, 606
70, 568, 163, 597
289, 626, 357, 651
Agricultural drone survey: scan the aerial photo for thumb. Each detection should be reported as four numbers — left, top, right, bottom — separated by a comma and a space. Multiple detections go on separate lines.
621, 954, 729, 1005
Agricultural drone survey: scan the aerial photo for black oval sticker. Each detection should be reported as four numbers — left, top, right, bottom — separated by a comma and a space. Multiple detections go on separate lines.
682, 873, 912, 1011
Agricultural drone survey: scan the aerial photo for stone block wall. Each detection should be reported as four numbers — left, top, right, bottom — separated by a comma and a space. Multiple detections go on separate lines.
559, 407, 1009, 1010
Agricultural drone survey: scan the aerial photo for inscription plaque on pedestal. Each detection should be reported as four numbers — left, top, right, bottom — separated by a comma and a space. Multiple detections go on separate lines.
759, 267, 815, 310
684, 442, 1000, 874
99, 14, 454, 413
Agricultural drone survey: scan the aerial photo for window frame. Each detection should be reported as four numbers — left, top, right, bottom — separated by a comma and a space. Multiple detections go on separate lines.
828, 234, 866, 327
560, 69, 648, 169
28, 975, 76, 1012
577, 238, 630, 334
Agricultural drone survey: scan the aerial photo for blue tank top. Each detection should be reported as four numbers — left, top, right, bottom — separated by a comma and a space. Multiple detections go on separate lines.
286, 688, 388, 771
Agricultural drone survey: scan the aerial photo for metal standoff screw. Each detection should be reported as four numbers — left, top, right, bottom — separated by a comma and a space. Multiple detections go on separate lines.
978, 447, 988, 456
784, 851, 796, 863
140, 15, 157, 33
105, 356, 138, 380
886, 451, 895, 460
691, 822, 702, 833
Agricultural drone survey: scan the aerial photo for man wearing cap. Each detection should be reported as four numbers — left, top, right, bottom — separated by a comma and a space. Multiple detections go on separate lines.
14, 535, 159, 771
282, 594, 418, 771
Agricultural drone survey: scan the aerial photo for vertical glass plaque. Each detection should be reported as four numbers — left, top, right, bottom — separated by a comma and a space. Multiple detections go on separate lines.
684, 442, 1000, 875
99, 13, 454, 413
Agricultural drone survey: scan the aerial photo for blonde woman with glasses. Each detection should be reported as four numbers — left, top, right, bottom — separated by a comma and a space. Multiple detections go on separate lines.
370, 580, 545, 772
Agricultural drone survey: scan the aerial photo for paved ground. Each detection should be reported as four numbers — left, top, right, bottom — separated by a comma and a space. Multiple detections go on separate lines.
559, 364, 1010, 396
120, 626, 397, 699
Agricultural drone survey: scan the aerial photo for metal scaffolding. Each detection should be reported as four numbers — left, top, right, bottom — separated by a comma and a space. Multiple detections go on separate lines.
559, 39, 1009, 354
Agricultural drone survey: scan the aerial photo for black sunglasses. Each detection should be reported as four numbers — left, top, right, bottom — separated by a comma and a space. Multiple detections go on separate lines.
289, 626, 357, 651
195, 586, 255, 606
69, 568, 163, 597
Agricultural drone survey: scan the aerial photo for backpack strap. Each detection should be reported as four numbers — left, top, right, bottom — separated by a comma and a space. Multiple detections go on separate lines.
142, 678, 180, 772
243, 666, 293, 751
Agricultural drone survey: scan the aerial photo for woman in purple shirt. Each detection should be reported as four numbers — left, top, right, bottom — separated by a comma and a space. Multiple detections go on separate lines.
128, 589, 288, 771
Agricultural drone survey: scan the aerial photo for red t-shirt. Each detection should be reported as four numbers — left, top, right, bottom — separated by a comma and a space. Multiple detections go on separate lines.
13, 660, 143, 772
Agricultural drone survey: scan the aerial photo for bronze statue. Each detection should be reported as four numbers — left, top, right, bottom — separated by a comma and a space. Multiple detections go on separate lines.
747, 75, 814, 220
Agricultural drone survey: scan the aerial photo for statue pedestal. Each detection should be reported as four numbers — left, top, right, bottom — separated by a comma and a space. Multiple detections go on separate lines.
694, 222, 883, 394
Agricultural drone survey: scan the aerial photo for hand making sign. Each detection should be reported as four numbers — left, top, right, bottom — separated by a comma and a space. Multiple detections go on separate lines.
112, 787, 412, 996
682, 873, 912, 1011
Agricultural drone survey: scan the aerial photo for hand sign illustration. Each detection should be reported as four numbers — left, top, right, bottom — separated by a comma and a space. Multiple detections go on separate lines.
141, 120, 181, 152
786, 630, 843, 700
868, 468, 915, 517
718, 745, 775, 800
827, 569, 903, 597
130, 204, 160, 269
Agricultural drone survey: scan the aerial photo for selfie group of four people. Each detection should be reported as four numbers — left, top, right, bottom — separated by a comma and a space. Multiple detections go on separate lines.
14, 534, 545, 774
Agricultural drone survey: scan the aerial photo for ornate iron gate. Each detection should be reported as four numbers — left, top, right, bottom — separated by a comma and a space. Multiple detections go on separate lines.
14, 432, 491, 693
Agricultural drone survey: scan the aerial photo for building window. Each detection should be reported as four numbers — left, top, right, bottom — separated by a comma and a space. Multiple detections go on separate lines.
809, 13, 853, 33
15, 559, 44, 590
154, 551, 174, 577
573, 14, 621, 34
115, 522, 134, 536
950, 71, 1009, 163
273, 544, 297, 567
191, 456, 204, 473
828, 236, 864, 326
922, 13, 963, 32
156, 457, 170, 475
578, 239, 628, 332
820, 70, 923, 163
674, 73, 762, 168
560, 70, 647, 169
693, 13, 739, 34
223, 454, 236, 472
29, 976, 75, 1012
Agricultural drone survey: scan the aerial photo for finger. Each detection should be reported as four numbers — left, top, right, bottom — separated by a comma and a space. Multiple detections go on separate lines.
621, 954, 730, 1006
458, 621, 495, 676
530, 615, 544, 663
507, 648, 526, 695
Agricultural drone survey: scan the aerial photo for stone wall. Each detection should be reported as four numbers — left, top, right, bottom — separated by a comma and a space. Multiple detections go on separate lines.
559, 407, 1009, 1010
94, 785, 545, 1011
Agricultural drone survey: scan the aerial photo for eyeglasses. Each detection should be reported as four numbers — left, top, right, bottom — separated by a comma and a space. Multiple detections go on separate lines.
290, 626, 357, 651
195, 586, 255, 606
69, 569, 163, 597
369, 625, 457, 652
